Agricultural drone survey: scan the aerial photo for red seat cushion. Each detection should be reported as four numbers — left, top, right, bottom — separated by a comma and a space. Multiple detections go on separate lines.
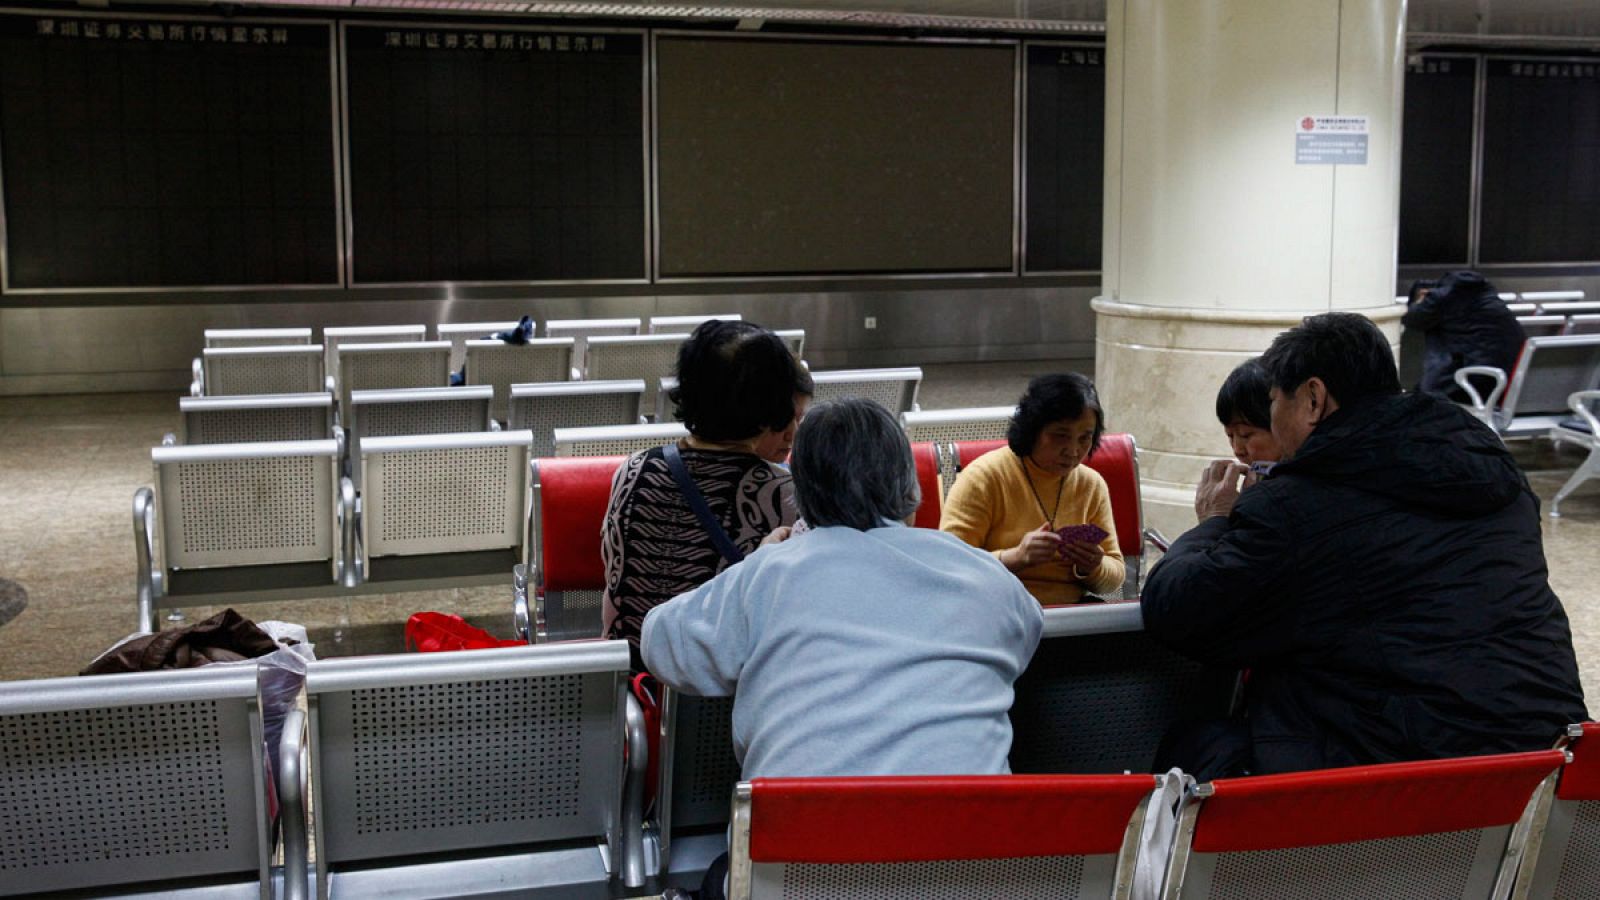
749, 774, 1156, 863
536, 455, 625, 592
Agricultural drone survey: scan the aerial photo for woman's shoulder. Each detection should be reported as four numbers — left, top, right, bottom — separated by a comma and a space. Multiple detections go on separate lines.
963, 446, 1018, 479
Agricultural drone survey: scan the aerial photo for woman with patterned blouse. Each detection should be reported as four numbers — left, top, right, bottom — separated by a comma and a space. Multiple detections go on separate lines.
602, 319, 813, 670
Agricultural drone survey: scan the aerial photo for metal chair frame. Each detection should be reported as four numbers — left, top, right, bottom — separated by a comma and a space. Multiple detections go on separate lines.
545, 316, 643, 372
510, 379, 648, 458
194, 345, 327, 397
464, 337, 578, 423
1547, 390, 1600, 517
554, 422, 690, 457
1460, 335, 1600, 439
808, 366, 923, 414
648, 313, 742, 334
1517, 315, 1570, 339
321, 325, 426, 383
346, 385, 495, 485
205, 327, 313, 348
335, 340, 453, 427
285, 642, 648, 900
176, 392, 334, 445
436, 320, 522, 370
583, 333, 689, 409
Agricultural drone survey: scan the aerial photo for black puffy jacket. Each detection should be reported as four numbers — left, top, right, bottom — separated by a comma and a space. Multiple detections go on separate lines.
1141, 392, 1587, 774
1402, 275, 1525, 399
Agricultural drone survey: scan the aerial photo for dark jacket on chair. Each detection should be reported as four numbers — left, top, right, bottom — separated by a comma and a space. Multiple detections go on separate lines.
1141, 392, 1587, 775
1402, 271, 1526, 400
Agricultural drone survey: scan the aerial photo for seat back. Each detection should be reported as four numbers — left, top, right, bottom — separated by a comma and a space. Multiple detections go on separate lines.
1167, 750, 1567, 900
586, 333, 689, 410
179, 392, 333, 444
809, 366, 922, 414
336, 341, 452, 426
436, 320, 521, 370
510, 380, 646, 458
202, 345, 326, 396
730, 774, 1158, 900
545, 316, 643, 371
1538, 300, 1600, 316
650, 313, 742, 334
910, 440, 942, 528
465, 337, 576, 423
1502, 336, 1600, 419
951, 438, 1009, 499
348, 386, 494, 485
1523, 722, 1600, 900
554, 422, 689, 457
1011, 604, 1237, 774
902, 405, 1013, 443
1565, 314, 1600, 336
1524, 291, 1588, 308
0, 666, 269, 897
358, 431, 531, 565
1518, 315, 1570, 339
774, 328, 806, 359
153, 439, 339, 572
304, 643, 633, 885
205, 326, 313, 348
530, 455, 624, 640
322, 324, 425, 379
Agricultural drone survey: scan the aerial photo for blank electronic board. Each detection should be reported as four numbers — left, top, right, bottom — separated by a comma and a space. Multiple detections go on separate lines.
1398, 56, 1475, 266
1025, 44, 1104, 273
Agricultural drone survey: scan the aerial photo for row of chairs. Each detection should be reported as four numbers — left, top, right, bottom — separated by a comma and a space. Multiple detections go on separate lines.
1394, 289, 1590, 310
1515, 312, 1600, 339
517, 433, 1157, 645
6, 617, 1592, 899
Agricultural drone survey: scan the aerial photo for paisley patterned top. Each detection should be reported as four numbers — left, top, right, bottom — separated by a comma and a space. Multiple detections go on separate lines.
602, 443, 795, 670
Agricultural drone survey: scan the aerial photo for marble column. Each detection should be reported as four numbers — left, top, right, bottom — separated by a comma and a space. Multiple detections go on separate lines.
1095, 0, 1408, 539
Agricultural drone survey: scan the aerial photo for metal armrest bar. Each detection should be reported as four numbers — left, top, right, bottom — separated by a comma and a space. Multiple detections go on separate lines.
152, 438, 340, 464
339, 476, 359, 588
1039, 601, 1144, 639
546, 316, 643, 333
1567, 390, 1600, 434
279, 708, 310, 900
1454, 365, 1508, 419
0, 664, 259, 715
190, 357, 204, 396
304, 641, 631, 694
810, 366, 924, 383
179, 392, 333, 413
358, 429, 533, 454
134, 486, 160, 634
350, 385, 493, 404
620, 691, 649, 889
511, 564, 533, 643
511, 379, 647, 398
1143, 527, 1171, 554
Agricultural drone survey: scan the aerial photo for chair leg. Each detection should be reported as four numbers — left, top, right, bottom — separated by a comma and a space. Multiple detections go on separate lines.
1551, 447, 1600, 518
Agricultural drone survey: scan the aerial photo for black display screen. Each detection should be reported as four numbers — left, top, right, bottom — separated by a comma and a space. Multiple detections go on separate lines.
1398, 56, 1476, 266
1025, 44, 1104, 273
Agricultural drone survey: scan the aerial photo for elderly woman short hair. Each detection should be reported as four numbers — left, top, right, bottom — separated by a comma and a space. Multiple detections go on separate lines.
941, 373, 1125, 605
641, 398, 1042, 780
601, 319, 812, 669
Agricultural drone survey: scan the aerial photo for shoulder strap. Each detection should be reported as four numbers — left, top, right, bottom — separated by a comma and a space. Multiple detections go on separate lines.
662, 442, 746, 565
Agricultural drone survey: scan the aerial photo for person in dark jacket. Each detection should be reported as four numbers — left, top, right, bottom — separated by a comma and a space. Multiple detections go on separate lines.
1402, 270, 1525, 401
1142, 312, 1586, 779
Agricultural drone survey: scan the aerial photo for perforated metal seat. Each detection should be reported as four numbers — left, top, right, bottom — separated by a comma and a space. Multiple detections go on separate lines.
0, 666, 278, 898
354, 430, 532, 590
510, 380, 647, 458
346, 385, 494, 485
649, 312, 741, 334
517, 455, 625, 643
1458, 335, 1600, 439
809, 366, 923, 414
656, 690, 745, 891
902, 406, 1013, 444
554, 422, 689, 457
1521, 722, 1600, 899
286, 642, 648, 900
584, 333, 689, 410
321, 325, 425, 384
1009, 603, 1237, 775
465, 337, 576, 423
179, 392, 334, 445
728, 774, 1161, 900
196, 345, 326, 397
545, 317, 643, 372
135, 439, 348, 632
436, 320, 521, 371
335, 341, 452, 427
205, 326, 313, 348
1163, 750, 1568, 900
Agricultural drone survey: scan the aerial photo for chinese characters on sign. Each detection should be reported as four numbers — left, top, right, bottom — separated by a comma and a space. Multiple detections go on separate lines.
1508, 62, 1599, 79
1294, 115, 1369, 166
381, 29, 609, 53
35, 18, 290, 44
1054, 49, 1102, 67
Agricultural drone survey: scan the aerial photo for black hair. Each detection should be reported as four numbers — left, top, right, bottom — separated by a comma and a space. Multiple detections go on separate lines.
1259, 312, 1401, 407
1215, 358, 1273, 429
1406, 278, 1438, 306
790, 398, 920, 530
1006, 373, 1105, 458
669, 319, 813, 441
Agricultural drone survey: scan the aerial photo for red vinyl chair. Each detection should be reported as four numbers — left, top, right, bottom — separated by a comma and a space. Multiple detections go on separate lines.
1521, 722, 1600, 899
952, 433, 1149, 598
1163, 750, 1568, 899
910, 440, 942, 529
517, 454, 624, 642
729, 774, 1162, 900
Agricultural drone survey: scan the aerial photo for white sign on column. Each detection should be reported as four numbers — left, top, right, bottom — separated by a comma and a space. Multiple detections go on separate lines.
1295, 115, 1369, 165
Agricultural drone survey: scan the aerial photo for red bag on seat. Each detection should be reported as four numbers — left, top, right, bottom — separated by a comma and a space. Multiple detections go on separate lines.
404, 612, 522, 652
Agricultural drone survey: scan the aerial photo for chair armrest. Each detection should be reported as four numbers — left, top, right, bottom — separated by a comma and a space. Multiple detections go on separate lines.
278, 708, 310, 900
1143, 526, 1171, 554
161, 432, 177, 446
618, 691, 649, 889
339, 476, 360, 588
489, 419, 502, 432
1454, 366, 1508, 425
512, 564, 534, 643
1568, 390, 1600, 436
133, 487, 160, 634
570, 366, 583, 382
189, 358, 203, 397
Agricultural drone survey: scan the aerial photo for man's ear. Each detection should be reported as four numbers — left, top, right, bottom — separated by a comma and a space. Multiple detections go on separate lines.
1305, 376, 1338, 423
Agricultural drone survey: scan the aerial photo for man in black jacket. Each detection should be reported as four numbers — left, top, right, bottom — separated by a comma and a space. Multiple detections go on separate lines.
1143, 312, 1586, 779
1402, 270, 1525, 401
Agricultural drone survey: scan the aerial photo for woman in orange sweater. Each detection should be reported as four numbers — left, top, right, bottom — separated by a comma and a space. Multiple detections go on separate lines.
940, 373, 1124, 605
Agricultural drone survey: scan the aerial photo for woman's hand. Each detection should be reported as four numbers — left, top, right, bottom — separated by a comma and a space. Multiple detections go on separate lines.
1001, 522, 1063, 571
1060, 538, 1105, 578
759, 526, 793, 547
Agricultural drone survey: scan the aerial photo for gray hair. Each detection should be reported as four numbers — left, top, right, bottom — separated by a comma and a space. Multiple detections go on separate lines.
790, 398, 921, 530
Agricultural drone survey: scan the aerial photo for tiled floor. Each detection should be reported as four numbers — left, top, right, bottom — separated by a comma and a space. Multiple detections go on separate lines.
1, 361, 1597, 714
